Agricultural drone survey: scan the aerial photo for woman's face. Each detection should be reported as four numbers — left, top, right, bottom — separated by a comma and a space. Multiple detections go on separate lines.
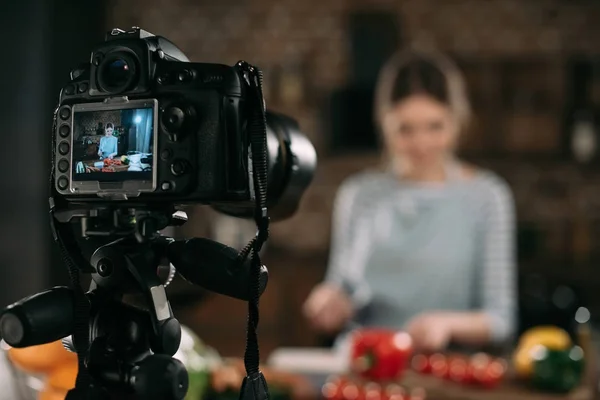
383, 94, 458, 170
105, 126, 114, 136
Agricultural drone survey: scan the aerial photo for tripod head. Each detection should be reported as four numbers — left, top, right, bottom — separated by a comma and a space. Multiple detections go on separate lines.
0, 207, 269, 399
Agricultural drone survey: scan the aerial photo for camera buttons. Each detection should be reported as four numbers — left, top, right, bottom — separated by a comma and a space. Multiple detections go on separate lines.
59, 124, 70, 138
170, 160, 187, 176
78, 83, 88, 93
58, 160, 69, 173
58, 142, 70, 155
64, 85, 75, 95
59, 107, 71, 120
177, 69, 194, 82
161, 182, 173, 191
160, 149, 172, 161
57, 177, 69, 191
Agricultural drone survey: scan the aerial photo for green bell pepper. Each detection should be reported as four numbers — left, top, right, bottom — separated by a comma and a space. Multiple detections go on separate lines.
531, 345, 585, 393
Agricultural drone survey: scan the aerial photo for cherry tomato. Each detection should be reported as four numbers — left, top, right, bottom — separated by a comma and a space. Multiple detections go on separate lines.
341, 382, 364, 400
468, 353, 491, 384
448, 357, 470, 384
411, 354, 431, 374
363, 382, 383, 400
478, 360, 506, 389
383, 383, 407, 400
351, 329, 413, 381
322, 376, 349, 400
429, 354, 449, 379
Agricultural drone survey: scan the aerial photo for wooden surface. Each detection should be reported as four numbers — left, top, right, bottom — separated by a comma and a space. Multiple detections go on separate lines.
399, 371, 593, 400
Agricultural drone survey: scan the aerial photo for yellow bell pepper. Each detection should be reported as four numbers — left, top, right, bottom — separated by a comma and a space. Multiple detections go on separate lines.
513, 326, 572, 379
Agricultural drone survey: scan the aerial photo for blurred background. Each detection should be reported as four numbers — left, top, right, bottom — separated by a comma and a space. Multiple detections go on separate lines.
3, 0, 600, 359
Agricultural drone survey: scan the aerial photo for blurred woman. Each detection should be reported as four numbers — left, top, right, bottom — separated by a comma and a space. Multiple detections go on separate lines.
303, 50, 517, 352
98, 122, 118, 159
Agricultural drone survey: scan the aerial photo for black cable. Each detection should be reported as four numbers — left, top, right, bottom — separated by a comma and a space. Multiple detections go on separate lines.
236, 61, 270, 397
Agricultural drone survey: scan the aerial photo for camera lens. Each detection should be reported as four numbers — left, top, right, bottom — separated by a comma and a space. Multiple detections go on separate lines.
212, 111, 317, 221
97, 52, 137, 93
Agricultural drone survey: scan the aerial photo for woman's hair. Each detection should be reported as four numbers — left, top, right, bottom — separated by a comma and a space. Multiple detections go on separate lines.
374, 49, 471, 134
105, 122, 114, 130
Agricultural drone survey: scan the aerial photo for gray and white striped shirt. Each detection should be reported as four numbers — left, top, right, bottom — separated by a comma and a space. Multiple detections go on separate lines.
326, 167, 517, 343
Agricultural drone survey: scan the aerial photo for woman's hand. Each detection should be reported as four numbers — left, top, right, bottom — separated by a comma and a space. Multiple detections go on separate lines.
405, 311, 493, 352
303, 283, 353, 334
404, 312, 456, 352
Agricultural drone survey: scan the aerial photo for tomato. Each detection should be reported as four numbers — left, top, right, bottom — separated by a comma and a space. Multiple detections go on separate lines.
477, 360, 506, 389
411, 354, 431, 374
468, 353, 491, 384
383, 383, 407, 400
322, 381, 344, 400
341, 382, 364, 400
429, 354, 449, 379
448, 357, 470, 384
363, 382, 383, 400
351, 329, 413, 381
322, 376, 349, 400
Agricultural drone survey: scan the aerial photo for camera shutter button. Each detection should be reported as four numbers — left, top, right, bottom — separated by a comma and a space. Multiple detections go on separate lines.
170, 160, 187, 176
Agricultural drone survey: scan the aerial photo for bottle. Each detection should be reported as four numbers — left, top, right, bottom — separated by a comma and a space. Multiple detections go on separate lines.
571, 110, 597, 164
564, 59, 598, 163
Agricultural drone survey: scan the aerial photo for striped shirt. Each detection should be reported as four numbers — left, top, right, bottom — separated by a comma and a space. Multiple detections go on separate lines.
326, 166, 517, 343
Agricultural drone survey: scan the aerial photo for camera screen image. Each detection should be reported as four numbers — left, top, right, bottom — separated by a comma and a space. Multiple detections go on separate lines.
72, 106, 155, 183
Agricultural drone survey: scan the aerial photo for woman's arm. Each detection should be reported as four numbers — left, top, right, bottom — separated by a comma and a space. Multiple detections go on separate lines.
324, 178, 372, 307
304, 176, 372, 332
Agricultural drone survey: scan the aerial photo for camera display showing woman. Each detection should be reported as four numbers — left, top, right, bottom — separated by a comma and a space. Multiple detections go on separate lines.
98, 122, 118, 159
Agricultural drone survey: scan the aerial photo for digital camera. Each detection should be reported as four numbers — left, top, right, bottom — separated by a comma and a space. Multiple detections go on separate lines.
53, 27, 316, 219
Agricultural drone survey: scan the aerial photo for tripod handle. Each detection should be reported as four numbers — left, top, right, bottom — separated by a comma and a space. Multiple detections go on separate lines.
130, 354, 188, 400
0, 287, 74, 347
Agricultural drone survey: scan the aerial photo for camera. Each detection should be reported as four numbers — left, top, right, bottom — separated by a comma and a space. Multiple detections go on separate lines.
0, 26, 316, 399
53, 27, 315, 219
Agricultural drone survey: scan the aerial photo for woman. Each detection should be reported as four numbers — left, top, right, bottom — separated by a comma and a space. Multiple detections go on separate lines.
98, 122, 118, 159
303, 50, 516, 352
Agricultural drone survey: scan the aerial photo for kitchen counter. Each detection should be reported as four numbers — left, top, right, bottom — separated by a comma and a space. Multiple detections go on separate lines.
267, 348, 597, 400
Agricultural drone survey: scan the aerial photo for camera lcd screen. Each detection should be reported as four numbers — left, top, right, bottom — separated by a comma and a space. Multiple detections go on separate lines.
71, 102, 157, 186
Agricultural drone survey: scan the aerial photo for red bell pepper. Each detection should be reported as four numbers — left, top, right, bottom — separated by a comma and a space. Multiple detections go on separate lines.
351, 329, 413, 381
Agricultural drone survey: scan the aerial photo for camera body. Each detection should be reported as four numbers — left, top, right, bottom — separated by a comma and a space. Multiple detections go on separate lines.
54, 27, 254, 206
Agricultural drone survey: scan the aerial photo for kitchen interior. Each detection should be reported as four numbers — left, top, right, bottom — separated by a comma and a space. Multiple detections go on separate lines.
150, 0, 600, 352
4, 0, 600, 398
121, 0, 600, 397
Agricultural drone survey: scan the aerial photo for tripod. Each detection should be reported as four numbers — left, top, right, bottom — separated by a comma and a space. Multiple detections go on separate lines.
0, 207, 268, 399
